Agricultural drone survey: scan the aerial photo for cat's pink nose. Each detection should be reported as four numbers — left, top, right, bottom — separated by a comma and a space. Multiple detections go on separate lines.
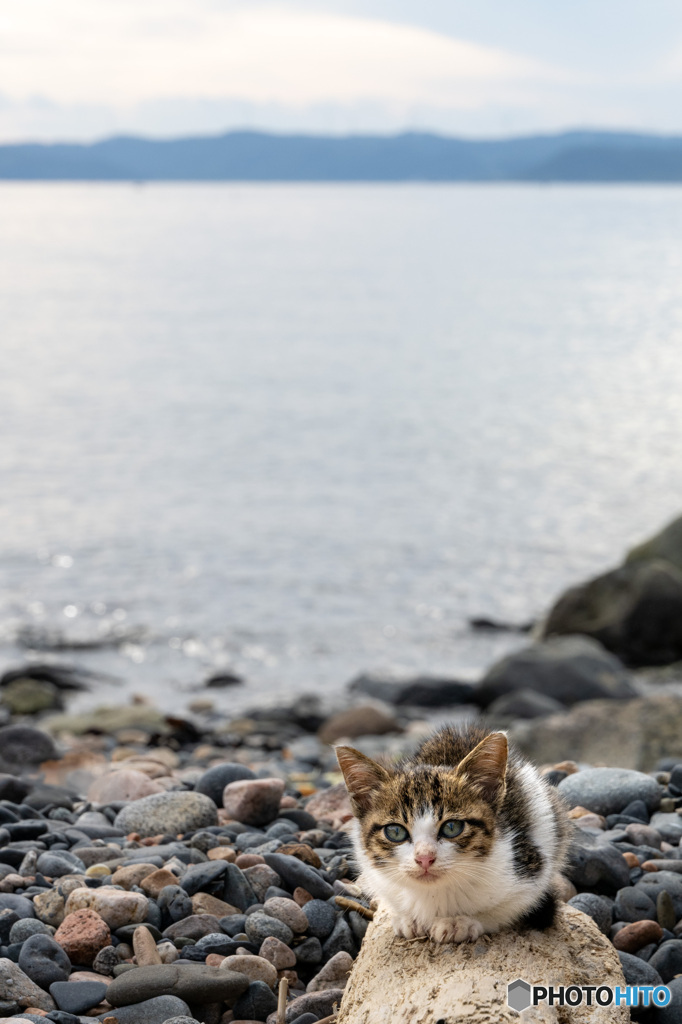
415, 852, 436, 869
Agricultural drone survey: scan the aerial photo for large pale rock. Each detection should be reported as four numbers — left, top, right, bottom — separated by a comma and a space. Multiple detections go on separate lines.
64, 887, 148, 929
337, 905, 628, 1023
88, 769, 164, 802
509, 694, 682, 771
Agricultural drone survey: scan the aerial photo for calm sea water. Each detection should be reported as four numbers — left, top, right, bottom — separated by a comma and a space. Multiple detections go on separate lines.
2, 183, 682, 714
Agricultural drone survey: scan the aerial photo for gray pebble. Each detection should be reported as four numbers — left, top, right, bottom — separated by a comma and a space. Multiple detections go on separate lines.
614, 886, 656, 923
649, 940, 682, 983
223, 862, 259, 911
95, 994, 191, 1023
567, 893, 612, 934
564, 833, 630, 891
233, 979, 278, 1021
9, 918, 53, 944
294, 936, 323, 966
617, 950, 663, 988
303, 899, 337, 940
654, 976, 682, 1023
195, 763, 256, 807
558, 768, 662, 816
263, 853, 334, 901
36, 850, 86, 877
18, 933, 71, 989
245, 912, 294, 945
322, 915, 355, 959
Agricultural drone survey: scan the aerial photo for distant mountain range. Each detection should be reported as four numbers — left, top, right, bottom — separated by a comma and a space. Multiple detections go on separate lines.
3, 129, 682, 181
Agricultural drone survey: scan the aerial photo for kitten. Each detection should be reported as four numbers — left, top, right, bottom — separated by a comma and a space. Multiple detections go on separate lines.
336, 725, 570, 943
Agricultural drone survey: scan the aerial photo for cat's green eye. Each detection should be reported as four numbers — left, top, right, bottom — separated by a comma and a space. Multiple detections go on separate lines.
440, 819, 464, 839
384, 823, 409, 843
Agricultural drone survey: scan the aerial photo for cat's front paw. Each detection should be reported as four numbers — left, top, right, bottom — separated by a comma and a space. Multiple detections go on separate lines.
429, 915, 485, 943
392, 915, 424, 940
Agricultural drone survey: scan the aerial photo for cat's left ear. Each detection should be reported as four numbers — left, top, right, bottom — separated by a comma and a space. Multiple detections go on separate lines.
336, 746, 390, 814
456, 732, 508, 803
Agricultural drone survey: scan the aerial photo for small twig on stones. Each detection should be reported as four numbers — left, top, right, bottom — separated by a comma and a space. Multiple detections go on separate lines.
277, 976, 289, 1024
334, 895, 375, 919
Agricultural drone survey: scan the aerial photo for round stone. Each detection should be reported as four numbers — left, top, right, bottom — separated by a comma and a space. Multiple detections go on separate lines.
322, 916, 354, 958
293, 936, 323, 967
612, 920, 663, 954
649, 939, 682, 983
303, 899, 336, 940
0, 724, 58, 770
88, 769, 164, 803
263, 897, 308, 934
614, 886, 656, 923
92, 994, 192, 1024
259, 936, 297, 970
223, 863, 259, 911
49, 980, 108, 1014
9, 919, 53, 944
18, 933, 72, 988
36, 851, 86, 878
195, 763, 256, 807
105, 963, 250, 1006
307, 950, 353, 992
220, 954, 277, 988
114, 791, 218, 838
232, 979, 278, 1020
92, 945, 119, 975
655, 976, 682, 1024
617, 950, 664, 988
0, 956, 56, 1012
222, 778, 285, 828
54, 908, 111, 966
566, 894, 612, 934
558, 768, 662, 816
64, 887, 148, 929
244, 912, 293, 946
243, 864, 281, 902
0, 894, 35, 919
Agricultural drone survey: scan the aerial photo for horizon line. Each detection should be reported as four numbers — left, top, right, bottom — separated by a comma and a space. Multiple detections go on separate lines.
3, 125, 682, 149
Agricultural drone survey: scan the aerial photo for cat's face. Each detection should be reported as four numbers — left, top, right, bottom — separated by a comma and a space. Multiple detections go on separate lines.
336, 732, 507, 884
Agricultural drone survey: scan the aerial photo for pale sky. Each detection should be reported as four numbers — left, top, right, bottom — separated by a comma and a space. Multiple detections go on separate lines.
2, 0, 682, 142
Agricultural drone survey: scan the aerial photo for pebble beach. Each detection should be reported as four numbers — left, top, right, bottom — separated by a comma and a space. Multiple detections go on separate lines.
2, 515, 682, 1022
0, 692, 681, 1024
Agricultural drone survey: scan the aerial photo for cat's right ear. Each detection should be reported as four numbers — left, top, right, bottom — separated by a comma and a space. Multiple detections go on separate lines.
335, 746, 390, 814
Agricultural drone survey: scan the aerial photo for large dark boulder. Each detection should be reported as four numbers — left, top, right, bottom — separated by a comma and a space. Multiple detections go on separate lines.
474, 635, 635, 708
626, 513, 682, 571
348, 673, 475, 706
0, 724, 58, 774
541, 559, 682, 667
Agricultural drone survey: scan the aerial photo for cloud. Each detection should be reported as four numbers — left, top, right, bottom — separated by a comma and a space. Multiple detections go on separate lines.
0, 3, 552, 111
